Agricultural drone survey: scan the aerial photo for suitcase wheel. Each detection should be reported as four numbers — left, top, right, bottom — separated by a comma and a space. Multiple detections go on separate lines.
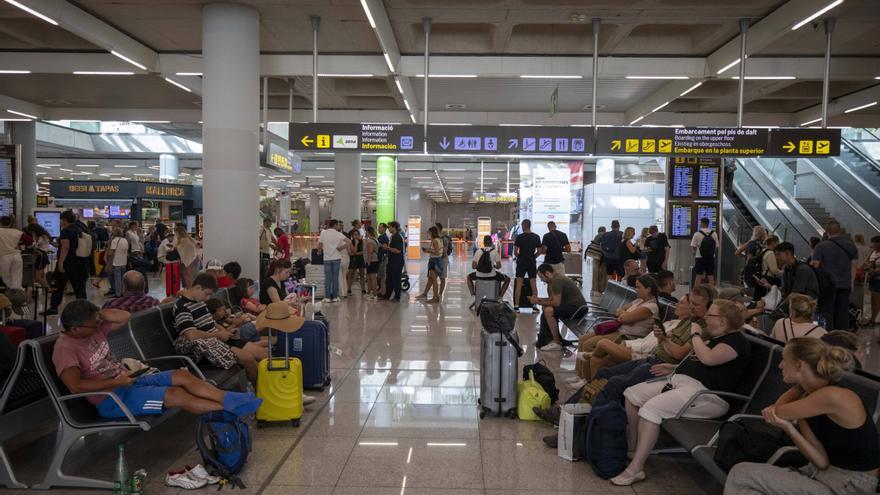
507, 409, 517, 419
256, 420, 266, 428
291, 419, 301, 427
479, 409, 485, 419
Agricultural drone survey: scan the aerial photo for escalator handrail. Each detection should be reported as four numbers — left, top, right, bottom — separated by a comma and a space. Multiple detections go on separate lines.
841, 137, 880, 175
801, 157, 880, 234
735, 158, 820, 246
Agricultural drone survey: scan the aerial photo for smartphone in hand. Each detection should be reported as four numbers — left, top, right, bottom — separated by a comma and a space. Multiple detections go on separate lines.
128, 368, 150, 379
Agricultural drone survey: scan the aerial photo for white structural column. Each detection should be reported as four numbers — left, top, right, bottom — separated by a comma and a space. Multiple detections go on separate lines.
309, 193, 320, 232
331, 153, 362, 222
596, 158, 615, 184
201, 3, 261, 279
159, 153, 179, 181
396, 178, 411, 225
10, 121, 36, 222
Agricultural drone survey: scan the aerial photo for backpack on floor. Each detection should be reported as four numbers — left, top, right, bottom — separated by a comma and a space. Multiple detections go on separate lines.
583, 402, 628, 479
522, 361, 559, 404
698, 230, 716, 259
196, 411, 252, 487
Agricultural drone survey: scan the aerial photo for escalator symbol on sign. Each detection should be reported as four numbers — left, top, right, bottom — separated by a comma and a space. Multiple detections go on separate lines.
642, 139, 656, 153
625, 139, 639, 153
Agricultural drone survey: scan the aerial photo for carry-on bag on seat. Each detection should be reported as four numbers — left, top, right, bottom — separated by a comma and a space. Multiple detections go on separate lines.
8, 319, 43, 339
478, 299, 523, 418
273, 320, 330, 390
256, 326, 304, 426
0, 326, 25, 347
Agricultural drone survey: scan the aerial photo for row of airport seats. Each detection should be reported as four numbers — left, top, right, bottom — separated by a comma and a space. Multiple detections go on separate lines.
0, 288, 246, 490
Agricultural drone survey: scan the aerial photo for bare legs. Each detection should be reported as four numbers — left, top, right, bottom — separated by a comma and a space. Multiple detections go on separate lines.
229, 347, 258, 382
622, 398, 661, 476
542, 306, 562, 344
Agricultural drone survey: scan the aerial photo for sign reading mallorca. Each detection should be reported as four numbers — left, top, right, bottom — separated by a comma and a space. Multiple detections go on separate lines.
427, 125, 592, 155
767, 128, 840, 157
290, 123, 423, 152
596, 127, 770, 157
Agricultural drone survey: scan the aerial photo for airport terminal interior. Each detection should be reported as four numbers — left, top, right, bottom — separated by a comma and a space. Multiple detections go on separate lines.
1, 0, 880, 494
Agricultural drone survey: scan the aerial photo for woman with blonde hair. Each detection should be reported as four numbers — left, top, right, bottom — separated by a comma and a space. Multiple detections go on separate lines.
174, 224, 199, 288
620, 226, 639, 264
725, 338, 879, 494
771, 293, 826, 342
637, 227, 650, 273
735, 225, 767, 260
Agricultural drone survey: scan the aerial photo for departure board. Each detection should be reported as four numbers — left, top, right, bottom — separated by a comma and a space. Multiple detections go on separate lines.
669, 203, 694, 238
670, 165, 694, 198
0, 159, 12, 191
696, 204, 719, 231
697, 164, 720, 199
0, 196, 13, 217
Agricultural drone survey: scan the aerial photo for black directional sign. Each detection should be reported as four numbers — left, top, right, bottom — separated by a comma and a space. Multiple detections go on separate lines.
289, 123, 424, 153
426, 125, 593, 155
767, 128, 840, 158
596, 127, 770, 157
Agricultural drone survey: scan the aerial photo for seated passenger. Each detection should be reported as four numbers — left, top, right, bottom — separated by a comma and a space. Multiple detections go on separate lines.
466, 235, 511, 300
232, 277, 266, 316
205, 298, 266, 353
612, 300, 750, 486
623, 259, 641, 287
223, 261, 242, 283
821, 330, 864, 369
260, 259, 292, 305
531, 263, 586, 351
770, 293, 826, 342
656, 270, 678, 303
724, 338, 879, 495
205, 258, 234, 288
101, 270, 160, 313
172, 273, 260, 382
574, 275, 660, 380
53, 300, 261, 419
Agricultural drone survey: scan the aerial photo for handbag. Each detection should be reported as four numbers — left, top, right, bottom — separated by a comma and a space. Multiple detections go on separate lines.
713, 419, 796, 471
517, 370, 551, 421
586, 241, 603, 260
594, 320, 622, 336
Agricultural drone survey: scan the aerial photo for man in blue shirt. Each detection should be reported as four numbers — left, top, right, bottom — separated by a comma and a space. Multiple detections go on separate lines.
811, 221, 858, 330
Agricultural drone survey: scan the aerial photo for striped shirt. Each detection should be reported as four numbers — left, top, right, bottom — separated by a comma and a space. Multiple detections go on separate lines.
172, 296, 216, 338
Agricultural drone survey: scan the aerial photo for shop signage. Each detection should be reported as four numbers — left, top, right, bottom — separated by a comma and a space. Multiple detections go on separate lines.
375, 156, 396, 225
477, 217, 492, 243
290, 123, 423, 152
767, 128, 840, 157
473, 192, 517, 203
36, 195, 49, 207
265, 142, 302, 174
426, 125, 591, 155
407, 215, 421, 259
49, 180, 194, 201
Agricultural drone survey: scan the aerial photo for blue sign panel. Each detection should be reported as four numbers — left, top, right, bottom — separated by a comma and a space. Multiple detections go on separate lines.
400, 136, 414, 150
454, 137, 481, 151
484, 137, 498, 151
523, 138, 536, 151
555, 138, 568, 152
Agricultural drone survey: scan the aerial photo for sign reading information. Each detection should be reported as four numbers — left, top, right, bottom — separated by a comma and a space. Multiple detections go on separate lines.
290, 123, 423, 153
596, 127, 769, 157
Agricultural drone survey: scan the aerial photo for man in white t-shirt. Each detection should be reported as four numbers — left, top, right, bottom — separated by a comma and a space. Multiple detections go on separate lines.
107, 232, 129, 298
690, 217, 719, 287
466, 235, 510, 298
318, 219, 348, 302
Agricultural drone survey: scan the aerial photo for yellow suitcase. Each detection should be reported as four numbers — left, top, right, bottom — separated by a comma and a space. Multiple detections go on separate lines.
255, 335, 304, 426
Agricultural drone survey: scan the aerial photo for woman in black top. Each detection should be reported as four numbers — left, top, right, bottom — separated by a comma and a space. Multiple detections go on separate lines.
619, 226, 640, 263
725, 338, 879, 494
347, 228, 366, 295
260, 258, 291, 305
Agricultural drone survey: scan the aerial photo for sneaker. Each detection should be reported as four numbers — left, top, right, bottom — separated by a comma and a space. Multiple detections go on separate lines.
185, 464, 221, 485
332, 298, 341, 303
542, 433, 558, 449
322, 298, 332, 303
533, 405, 561, 426
303, 394, 317, 405
568, 378, 587, 389
565, 375, 584, 384
539, 342, 562, 352
165, 472, 207, 490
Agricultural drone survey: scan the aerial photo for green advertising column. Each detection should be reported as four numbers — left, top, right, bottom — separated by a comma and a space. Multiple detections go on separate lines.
376, 156, 396, 225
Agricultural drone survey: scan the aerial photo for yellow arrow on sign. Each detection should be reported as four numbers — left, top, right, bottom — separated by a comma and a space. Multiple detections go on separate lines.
611, 140, 621, 151
783, 141, 796, 153
301, 135, 314, 147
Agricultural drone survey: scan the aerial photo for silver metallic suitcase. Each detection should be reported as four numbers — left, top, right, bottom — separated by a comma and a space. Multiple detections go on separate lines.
478, 301, 522, 418
473, 278, 499, 314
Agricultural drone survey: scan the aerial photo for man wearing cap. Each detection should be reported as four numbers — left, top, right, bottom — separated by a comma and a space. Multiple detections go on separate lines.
256, 301, 319, 405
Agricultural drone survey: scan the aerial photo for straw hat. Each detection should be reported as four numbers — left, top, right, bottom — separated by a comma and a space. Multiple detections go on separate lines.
256, 302, 305, 333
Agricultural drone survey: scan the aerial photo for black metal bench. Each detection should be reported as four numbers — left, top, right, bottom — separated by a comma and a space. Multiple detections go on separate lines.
561, 281, 637, 338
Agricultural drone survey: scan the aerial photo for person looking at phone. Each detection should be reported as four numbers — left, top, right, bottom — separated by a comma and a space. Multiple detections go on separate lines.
52, 300, 262, 419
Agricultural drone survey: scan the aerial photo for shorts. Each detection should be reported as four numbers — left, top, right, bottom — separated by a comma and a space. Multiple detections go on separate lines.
428, 257, 445, 278
468, 272, 508, 282
377, 259, 388, 279
349, 256, 365, 270
367, 261, 380, 274
515, 262, 537, 278
97, 370, 174, 419
694, 257, 716, 276
605, 259, 623, 277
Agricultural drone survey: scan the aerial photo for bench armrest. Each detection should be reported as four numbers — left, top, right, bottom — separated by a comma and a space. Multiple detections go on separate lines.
768, 446, 800, 465
57, 391, 139, 424
145, 356, 207, 380
673, 390, 750, 419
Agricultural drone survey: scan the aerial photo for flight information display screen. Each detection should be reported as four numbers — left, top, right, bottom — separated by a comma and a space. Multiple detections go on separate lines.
670, 165, 694, 198
669, 203, 693, 238
0, 158, 13, 191
0, 196, 13, 217
697, 165, 720, 199
695, 204, 719, 231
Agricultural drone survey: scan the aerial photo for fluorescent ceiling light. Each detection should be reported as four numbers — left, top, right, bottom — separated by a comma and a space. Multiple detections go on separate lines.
130, 120, 170, 124
415, 74, 478, 78
630, 116, 645, 125
114, 165, 138, 168
718, 58, 741, 75
37, 164, 60, 168
404, 100, 411, 111
71, 172, 93, 175
383, 52, 394, 72
0, 69, 30, 74
75, 164, 100, 168
792, 0, 844, 30
315, 167, 334, 170
0, 118, 30, 121
844, 101, 877, 113
318, 73, 374, 78
652, 101, 670, 113
520, 75, 582, 79
679, 82, 703, 97
111, 51, 147, 71
432, 123, 472, 126
73, 71, 134, 75
730, 76, 796, 80
7, 109, 37, 119
499, 123, 541, 127
134, 173, 153, 177
800, 117, 822, 126
59, 168, 73, 172
175, 72, 202, 76
359, 0, 376, 28
394, 77, 404, 94
4, 0, 58, 25
625, 76, 689, 80
164, 77, 192, 92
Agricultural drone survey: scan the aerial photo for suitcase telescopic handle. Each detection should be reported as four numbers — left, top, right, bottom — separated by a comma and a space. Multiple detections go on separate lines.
266, 327, 292, 372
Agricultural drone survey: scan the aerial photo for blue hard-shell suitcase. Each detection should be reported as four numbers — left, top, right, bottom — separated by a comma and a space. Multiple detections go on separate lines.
273, 320, 331, 390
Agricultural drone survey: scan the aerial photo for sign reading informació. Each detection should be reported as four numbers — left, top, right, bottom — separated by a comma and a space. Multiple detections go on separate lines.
289, 123, 423, 152
375, 156, 396, 225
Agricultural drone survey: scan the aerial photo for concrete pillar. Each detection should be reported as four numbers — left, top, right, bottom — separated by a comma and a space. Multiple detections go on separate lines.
159, 153, 179, 181
202, 3, 260, 279
11, 121, 36, 223
331, 153, 361, 223
309, 193, 320, 232
596, 158, 615, 184
278, 186, 290, 231
397, 178, 411, 226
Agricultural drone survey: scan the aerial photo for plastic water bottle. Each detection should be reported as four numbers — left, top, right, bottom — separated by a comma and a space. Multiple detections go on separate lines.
113, 444, 130, 494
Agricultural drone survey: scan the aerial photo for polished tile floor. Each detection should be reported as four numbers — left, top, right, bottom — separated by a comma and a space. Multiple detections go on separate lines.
12, 255, 879, 494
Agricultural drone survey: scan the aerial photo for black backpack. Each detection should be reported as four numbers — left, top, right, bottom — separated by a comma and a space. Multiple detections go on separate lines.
714, 419, 796, 471
583, 402, 628, 479
476, 248, 494, 273
742, 249, 768, 287
811, 264, 835, 303
522, 361, 558, 404
698, 230, 716, 258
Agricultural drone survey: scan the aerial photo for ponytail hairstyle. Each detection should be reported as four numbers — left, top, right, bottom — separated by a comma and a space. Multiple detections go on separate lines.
787, 293, 817, 321
785, 337, 854, 382
636, 274, 659, 305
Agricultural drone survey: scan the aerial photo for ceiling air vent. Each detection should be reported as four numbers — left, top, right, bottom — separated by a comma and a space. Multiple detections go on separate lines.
43, 99, 73, 105
445, 103, 467, 110
582, 104, 606, 111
